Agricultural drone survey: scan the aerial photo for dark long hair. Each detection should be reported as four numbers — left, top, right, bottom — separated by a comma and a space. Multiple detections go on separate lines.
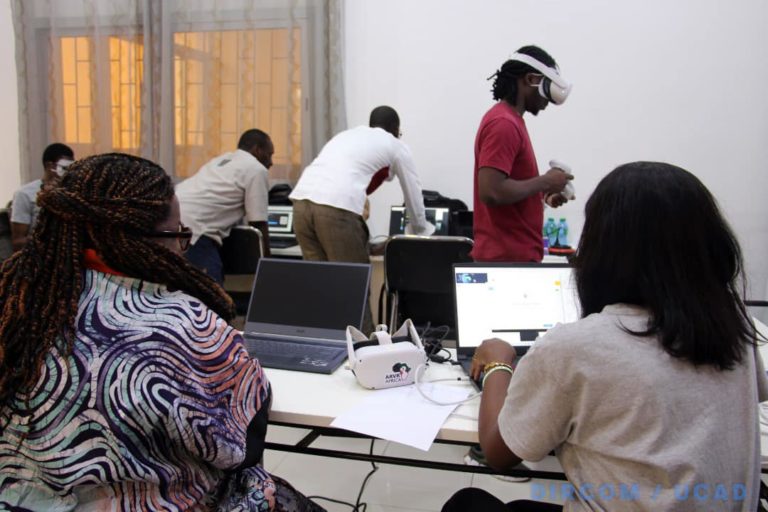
490, 45, 557, 102
573, 161, 754, 370
0, 153, 235, 413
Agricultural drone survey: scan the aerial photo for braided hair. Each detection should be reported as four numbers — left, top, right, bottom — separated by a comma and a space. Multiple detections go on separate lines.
0, 153, 235, 414
490, 45, 558, 102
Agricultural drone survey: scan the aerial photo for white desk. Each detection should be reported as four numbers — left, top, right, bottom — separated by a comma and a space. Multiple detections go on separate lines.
262, 351, 565, 479
270, 244, 303, 258
263, 319, 768, 479
265, 353, 479, 443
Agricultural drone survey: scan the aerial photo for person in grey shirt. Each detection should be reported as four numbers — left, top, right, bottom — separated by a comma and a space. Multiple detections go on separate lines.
11, 143, 75, 252
176, 129, 274, 284
446, 162, 768, 512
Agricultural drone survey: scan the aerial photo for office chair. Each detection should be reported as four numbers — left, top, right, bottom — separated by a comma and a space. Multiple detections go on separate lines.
221, 226, 264, 315
0, 209, 12, 261
383, 235, 473, 336
449, 210, 473, 239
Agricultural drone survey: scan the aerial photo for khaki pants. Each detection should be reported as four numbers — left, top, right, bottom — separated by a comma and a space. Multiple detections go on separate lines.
292, 199, 373, 332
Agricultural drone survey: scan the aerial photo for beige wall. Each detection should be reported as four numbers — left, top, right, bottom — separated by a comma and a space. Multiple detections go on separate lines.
0, 0, 20, 206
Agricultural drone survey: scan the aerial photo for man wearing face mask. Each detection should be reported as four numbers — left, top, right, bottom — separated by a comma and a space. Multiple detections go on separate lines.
473, 45, 574, 262
10, 143, 75, 252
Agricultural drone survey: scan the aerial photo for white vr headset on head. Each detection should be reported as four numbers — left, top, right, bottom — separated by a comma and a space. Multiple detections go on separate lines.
510, 52, 572, 105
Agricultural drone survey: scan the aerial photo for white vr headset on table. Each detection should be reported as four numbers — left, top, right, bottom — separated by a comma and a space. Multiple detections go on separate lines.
510, 52, 572, 105
346, 320, 428, 390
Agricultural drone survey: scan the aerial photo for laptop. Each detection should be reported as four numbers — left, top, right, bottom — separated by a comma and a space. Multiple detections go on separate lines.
267, 205, 298, 249
452, 262, 580, 386
388, 206, 451, 236
242, 258, 371, 374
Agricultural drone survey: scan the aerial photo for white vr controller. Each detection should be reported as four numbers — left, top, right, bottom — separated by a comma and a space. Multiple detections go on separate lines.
549, 159, 575, 200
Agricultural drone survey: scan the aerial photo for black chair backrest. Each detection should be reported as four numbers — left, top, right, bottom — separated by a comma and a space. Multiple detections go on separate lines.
221, 226, 263, 275
384, 235, 474, 331
385, 235, 473, 294
448, 210, 473, 239
0, 209, 10, 236
0, 209, 11, 262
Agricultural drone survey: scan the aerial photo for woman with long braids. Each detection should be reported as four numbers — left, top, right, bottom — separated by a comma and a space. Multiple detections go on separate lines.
0, 153, 322, 511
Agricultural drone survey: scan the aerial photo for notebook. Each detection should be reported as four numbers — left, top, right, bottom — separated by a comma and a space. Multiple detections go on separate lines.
267, 205, 298, 249
452, 262, 580, 386
242, 258, 371, 374
388, 206, 451, 236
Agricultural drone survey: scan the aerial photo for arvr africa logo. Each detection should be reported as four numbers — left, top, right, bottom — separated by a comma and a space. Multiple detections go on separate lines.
384, 362, 412, 384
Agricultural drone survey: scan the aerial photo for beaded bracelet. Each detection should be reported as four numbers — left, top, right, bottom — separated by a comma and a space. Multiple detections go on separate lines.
482, 364, 514, 388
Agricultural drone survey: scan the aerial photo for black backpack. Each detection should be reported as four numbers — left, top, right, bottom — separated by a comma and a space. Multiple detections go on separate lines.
421, 189, 468, 212
268, 183, 293, 205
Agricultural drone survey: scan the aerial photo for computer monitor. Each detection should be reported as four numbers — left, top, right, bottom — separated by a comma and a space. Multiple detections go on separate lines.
388, 206, 450, 236
267, 205, 294, 236
453, 263, 580, 352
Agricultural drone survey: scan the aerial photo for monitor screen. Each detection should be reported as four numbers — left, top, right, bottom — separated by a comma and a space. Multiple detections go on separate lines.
247, 259, 371, 331
453, 263, 580, 349
389, 206, 450, 235
267, 206, 293, 234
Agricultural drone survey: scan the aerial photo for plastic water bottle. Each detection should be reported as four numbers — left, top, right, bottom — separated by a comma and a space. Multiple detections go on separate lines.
557, 218, 569, 248
544, 217, 558, 248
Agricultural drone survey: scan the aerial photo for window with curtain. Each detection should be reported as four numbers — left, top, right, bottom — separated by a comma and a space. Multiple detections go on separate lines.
55, 34, 144, 153
12, 0, 345, 183
172, 28, 302, 177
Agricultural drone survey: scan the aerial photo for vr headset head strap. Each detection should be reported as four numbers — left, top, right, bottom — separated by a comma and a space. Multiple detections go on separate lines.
509, 52, 572, 105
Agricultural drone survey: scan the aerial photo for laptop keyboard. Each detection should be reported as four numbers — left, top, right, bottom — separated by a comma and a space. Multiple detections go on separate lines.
243, 335, 345, 370
270, 238, 297, 249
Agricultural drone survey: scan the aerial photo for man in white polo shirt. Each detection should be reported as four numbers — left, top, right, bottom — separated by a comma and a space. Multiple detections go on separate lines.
290, 106, 434, 331
176, 129, 274, 284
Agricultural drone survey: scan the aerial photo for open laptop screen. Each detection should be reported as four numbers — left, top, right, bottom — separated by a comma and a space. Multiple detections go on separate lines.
389, 206, 450, 235
267, 206, 293, 235
453, 263, 580, 351
246, 259, 371, 336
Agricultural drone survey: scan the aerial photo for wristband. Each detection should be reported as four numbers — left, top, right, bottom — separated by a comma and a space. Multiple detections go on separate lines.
482, 364, 514, 388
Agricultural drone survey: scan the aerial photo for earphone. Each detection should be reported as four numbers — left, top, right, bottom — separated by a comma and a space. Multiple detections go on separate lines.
510, 52, 572, 105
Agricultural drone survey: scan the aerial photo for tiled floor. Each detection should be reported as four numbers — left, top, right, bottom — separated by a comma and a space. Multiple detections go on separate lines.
264, 425, 564, 512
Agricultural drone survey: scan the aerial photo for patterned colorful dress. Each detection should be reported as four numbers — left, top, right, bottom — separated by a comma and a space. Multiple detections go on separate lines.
0, 270, 279, 511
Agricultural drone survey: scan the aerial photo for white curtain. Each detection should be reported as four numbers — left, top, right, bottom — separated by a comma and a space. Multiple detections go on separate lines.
12, 0, 346, 183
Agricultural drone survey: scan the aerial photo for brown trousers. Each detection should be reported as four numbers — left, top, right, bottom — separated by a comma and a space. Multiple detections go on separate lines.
292, 199, 373, 332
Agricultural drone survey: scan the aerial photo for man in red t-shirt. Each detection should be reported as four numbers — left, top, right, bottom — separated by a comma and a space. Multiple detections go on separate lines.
473, 45, 573, 262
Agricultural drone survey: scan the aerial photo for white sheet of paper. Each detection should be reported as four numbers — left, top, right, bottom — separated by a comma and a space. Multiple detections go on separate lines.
330, 383, 472, 451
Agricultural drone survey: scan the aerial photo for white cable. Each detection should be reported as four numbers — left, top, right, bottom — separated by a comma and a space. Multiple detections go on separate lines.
414, 364, 482, 405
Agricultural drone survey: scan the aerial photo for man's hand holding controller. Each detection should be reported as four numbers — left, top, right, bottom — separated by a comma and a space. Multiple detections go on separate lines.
544, 159, 574, 207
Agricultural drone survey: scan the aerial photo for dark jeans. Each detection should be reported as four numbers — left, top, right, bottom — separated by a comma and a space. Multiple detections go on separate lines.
185, 235, 224, 284
442, 488, 563, 512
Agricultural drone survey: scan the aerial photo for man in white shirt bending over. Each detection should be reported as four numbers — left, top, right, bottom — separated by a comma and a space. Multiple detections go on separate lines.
290, 106, 434, 331
176, 129, 274, 284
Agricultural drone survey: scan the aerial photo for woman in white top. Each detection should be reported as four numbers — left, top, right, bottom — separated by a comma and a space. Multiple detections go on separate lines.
443, 161, 767, 512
